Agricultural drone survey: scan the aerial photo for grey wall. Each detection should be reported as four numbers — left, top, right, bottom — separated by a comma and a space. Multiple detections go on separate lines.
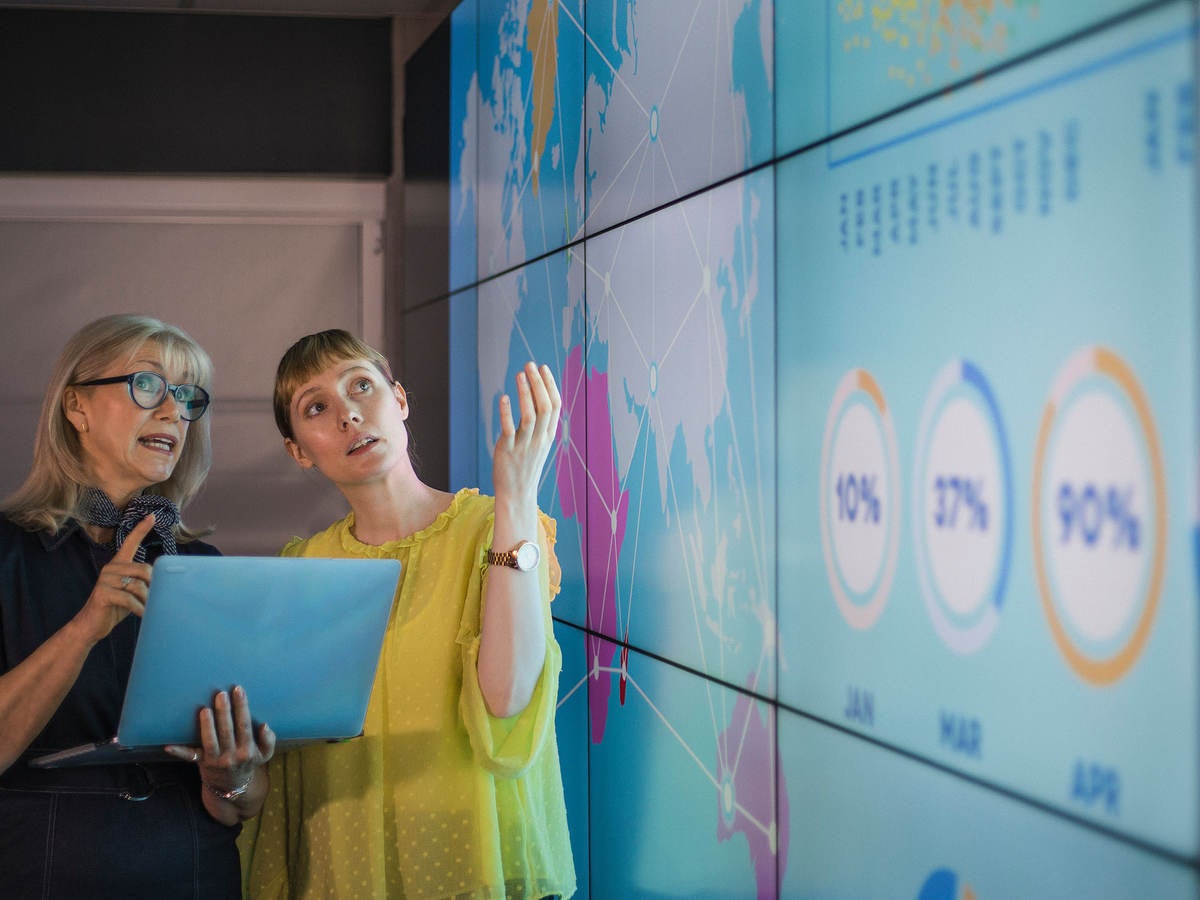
0, 217, 363, 555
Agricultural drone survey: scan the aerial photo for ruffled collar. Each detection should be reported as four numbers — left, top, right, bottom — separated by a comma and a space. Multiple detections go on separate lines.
337, 487, 478, 556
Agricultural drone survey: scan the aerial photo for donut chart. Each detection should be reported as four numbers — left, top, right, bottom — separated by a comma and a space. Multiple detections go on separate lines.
1032, 346, 1166, 686
912, 359, 1014, 655
820, 368, 902, 630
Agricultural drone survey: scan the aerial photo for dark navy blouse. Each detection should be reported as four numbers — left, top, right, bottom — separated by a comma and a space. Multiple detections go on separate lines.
0, 514, 240, 899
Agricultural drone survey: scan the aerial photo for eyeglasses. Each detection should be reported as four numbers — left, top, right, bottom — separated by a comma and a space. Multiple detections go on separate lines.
74, 371, 211, 421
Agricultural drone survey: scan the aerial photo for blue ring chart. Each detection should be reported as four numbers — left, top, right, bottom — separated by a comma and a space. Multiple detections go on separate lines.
911, 358, 1013, 654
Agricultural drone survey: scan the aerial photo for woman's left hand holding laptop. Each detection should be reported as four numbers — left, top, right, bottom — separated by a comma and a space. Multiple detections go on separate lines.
165, 684, 275, 826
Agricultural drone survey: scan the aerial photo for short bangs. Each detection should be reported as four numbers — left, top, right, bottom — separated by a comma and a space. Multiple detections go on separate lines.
70, 320, 213, 390
273, 330, 393, 440
142, 331, 213, 387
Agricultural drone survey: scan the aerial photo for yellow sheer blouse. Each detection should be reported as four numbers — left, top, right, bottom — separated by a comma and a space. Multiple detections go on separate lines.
239, 488, 575, 899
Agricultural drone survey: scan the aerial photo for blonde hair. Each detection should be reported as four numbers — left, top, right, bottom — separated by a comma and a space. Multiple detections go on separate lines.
2, 314, 214, 540
273, 329, 418, 468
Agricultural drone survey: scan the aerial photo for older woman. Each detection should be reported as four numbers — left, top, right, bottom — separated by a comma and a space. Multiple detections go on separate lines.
0, 314, 273, 898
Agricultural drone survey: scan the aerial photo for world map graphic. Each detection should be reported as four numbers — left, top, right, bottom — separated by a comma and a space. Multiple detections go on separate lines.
456, 0, 783, 895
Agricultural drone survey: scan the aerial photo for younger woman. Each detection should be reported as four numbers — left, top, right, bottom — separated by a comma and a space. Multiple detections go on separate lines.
241, 329, 574, 899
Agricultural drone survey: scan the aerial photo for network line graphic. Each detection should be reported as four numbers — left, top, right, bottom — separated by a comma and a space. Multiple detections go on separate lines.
548, 168, 782, 894
476, 206, 783, 898
575, 0, 773, 235
470, 1, 780, 891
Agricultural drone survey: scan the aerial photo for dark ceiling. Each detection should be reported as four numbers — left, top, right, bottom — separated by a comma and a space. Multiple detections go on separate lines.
0, 0, 455, 17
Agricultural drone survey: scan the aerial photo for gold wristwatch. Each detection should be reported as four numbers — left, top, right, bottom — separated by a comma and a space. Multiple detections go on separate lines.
487, 540, 540, 572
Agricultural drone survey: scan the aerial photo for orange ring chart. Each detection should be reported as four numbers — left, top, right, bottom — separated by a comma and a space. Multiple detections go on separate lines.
819, 368, 902, 630
1031, 346, 1166, 686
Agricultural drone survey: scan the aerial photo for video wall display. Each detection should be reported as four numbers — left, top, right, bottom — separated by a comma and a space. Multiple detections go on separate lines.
440, 0, 1199, 895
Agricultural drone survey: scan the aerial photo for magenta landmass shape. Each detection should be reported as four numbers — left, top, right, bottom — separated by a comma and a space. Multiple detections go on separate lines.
717, 690, 789, 898
555, 345, 629, 743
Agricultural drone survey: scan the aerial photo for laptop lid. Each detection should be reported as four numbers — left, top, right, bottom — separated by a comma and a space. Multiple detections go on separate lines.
30, 555, 400, 768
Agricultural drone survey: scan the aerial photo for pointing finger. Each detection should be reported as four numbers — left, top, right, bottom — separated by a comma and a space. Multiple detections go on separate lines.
115, 513, 157, 563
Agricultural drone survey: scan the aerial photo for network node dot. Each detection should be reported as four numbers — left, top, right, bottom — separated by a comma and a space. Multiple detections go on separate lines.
649, 105, 660, 142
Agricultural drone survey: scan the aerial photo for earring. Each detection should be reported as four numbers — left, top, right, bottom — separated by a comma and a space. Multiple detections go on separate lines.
79, 421, 88, 433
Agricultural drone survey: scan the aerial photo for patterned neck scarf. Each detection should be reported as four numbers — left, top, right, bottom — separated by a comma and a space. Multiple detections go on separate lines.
79, 487, 180, 562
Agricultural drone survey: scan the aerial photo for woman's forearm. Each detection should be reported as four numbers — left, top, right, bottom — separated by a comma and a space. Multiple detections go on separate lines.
0, 618, 95, 773
477, 497, 548, 718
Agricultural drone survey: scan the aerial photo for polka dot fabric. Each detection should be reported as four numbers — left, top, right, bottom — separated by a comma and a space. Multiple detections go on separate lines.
239, 489, 576, 899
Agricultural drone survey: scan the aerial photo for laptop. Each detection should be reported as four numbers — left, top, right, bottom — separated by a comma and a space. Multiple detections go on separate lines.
30, 555, 401, 768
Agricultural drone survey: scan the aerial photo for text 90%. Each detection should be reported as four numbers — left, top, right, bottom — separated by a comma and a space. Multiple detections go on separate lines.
1057, 482, 1140, 550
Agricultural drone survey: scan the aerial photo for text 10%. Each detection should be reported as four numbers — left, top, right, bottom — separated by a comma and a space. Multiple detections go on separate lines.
932, 475, 988, 531
1057, 482, 1140, 550
836, 473, 881, 524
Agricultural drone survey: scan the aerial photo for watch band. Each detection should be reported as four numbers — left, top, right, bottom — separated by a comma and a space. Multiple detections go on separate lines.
487, 548, 519, 567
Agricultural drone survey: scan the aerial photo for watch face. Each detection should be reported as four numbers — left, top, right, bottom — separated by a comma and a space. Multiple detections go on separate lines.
515, 541, 540, 571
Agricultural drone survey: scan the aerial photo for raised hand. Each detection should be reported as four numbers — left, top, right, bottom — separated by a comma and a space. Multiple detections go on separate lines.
479, 363, 561, 718
492, 362, 562, 507
72, 513, 156, 646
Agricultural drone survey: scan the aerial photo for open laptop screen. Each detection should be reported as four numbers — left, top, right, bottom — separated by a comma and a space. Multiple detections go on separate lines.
31, 555, 400, 768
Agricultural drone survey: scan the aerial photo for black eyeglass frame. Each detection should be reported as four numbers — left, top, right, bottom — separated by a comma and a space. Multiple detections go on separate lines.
74, 371, 211, 421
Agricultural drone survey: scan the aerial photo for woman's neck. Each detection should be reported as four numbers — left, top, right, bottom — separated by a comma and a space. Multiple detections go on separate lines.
95, 484, 140, 510
82, 523, 116, 546
341, 473, 453, 546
